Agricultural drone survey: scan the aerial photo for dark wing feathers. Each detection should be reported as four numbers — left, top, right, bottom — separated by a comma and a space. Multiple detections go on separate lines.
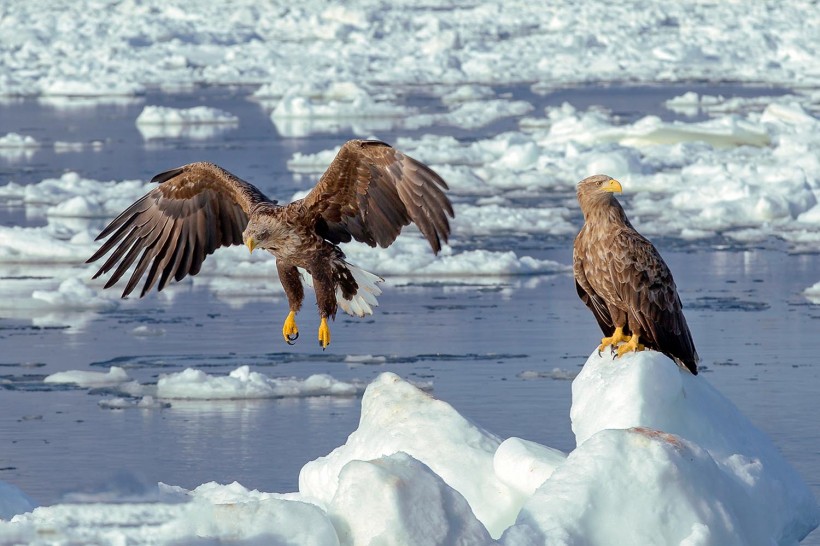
87, 162, 273, 298
611, 230, 698, 373
300, 140, 453, 254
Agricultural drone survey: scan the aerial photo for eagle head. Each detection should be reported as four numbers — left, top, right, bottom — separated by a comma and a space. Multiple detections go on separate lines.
576, 174, 622, 214
243, 205, 292, 255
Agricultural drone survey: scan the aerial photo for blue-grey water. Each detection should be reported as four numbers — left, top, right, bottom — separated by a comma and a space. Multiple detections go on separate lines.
0, 84, 817, 543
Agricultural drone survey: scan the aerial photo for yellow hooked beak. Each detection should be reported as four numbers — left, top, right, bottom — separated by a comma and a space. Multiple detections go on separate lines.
245, 236, 256, 254
602, 178, 623, 193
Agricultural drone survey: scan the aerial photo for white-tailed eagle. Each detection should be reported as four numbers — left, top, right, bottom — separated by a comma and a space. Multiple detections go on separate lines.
573, 174, 699, 374
87, 139, 454, 349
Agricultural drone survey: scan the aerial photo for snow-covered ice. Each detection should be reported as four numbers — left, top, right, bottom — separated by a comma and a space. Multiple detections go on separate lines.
135, 105, 240, 139
41, 364, 367, 402
805, 281, 820, 304
0, 0, 817, 97
44, 366, 131, 388
156, 366, 364, 400
2, 352, 816, 545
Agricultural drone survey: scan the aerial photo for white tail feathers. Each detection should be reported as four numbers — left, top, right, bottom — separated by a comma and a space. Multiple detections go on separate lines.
299, 263, 384, 318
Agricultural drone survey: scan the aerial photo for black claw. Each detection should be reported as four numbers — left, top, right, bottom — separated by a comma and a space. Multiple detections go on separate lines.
285, 332, 299, 346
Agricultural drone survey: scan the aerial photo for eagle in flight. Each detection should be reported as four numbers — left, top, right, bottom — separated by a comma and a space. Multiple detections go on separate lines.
87, 139, 454, 349
573, 175, 699, 374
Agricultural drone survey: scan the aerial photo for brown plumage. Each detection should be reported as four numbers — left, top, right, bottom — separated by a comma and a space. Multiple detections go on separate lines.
87, 139, 454, 349
573, 174, 698, 374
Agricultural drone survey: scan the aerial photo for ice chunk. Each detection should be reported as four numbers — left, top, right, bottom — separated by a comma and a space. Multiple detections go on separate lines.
44, 366, 130, 387
328, 452, 495, 546
505, 350, 820, 546
300, 372, 519, 538
156, 366, 363, 400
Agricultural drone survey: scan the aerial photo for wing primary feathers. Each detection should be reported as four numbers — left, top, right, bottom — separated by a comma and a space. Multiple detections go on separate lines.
88, 161, 268, 297
95, 194, 153, 241
141, 219, 179, 297
123, 215, 173, 296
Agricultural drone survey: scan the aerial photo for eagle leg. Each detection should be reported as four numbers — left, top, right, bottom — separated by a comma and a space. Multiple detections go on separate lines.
616, 333, 646, 357
318, 316, 331, 350
282, 311, 300, 345
598, 326, 630, 354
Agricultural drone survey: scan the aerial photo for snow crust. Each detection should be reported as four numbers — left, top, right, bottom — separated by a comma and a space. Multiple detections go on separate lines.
3, 352, 817, 544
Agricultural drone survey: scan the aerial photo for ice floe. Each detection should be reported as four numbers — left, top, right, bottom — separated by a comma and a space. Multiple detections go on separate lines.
0, 133, 38, 149
44, 366, 132, 388
44, 364, 365, 402
1, 0, 818, 100
3, 351, 817, 544
0, 132, 38, 161
804, 281, 820, 305
135, 105, 240, 139
156, 366, 364, 400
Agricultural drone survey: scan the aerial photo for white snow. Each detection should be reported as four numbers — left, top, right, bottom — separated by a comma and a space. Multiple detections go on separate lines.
4, 351, 817, 544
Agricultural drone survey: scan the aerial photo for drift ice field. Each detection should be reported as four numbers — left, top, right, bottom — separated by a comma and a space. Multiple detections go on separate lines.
1, 0, 819, 544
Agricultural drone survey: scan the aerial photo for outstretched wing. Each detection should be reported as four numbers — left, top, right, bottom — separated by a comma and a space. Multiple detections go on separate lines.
612, 229, 699, 373
87, 162, 273, 298
297, 139, 454, 253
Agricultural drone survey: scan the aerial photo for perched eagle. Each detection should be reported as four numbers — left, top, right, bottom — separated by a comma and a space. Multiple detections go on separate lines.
573, 175, 699, 374
87, 139, 454, 349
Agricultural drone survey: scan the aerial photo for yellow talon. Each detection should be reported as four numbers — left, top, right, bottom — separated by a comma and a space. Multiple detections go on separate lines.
598, 326, 630, 353
282, 311, 299, 345
318, 317, 331, 350
616, 333, 646, 357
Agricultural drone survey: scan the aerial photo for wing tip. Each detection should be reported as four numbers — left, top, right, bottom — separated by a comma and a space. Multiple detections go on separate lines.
150, 167, 185, 185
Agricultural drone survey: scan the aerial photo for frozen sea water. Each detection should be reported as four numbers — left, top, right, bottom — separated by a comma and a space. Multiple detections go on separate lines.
0, 82, 819, 544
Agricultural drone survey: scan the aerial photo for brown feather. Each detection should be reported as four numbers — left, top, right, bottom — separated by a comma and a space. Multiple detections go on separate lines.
87, 162, 273, 297
298, 140, 453, 254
